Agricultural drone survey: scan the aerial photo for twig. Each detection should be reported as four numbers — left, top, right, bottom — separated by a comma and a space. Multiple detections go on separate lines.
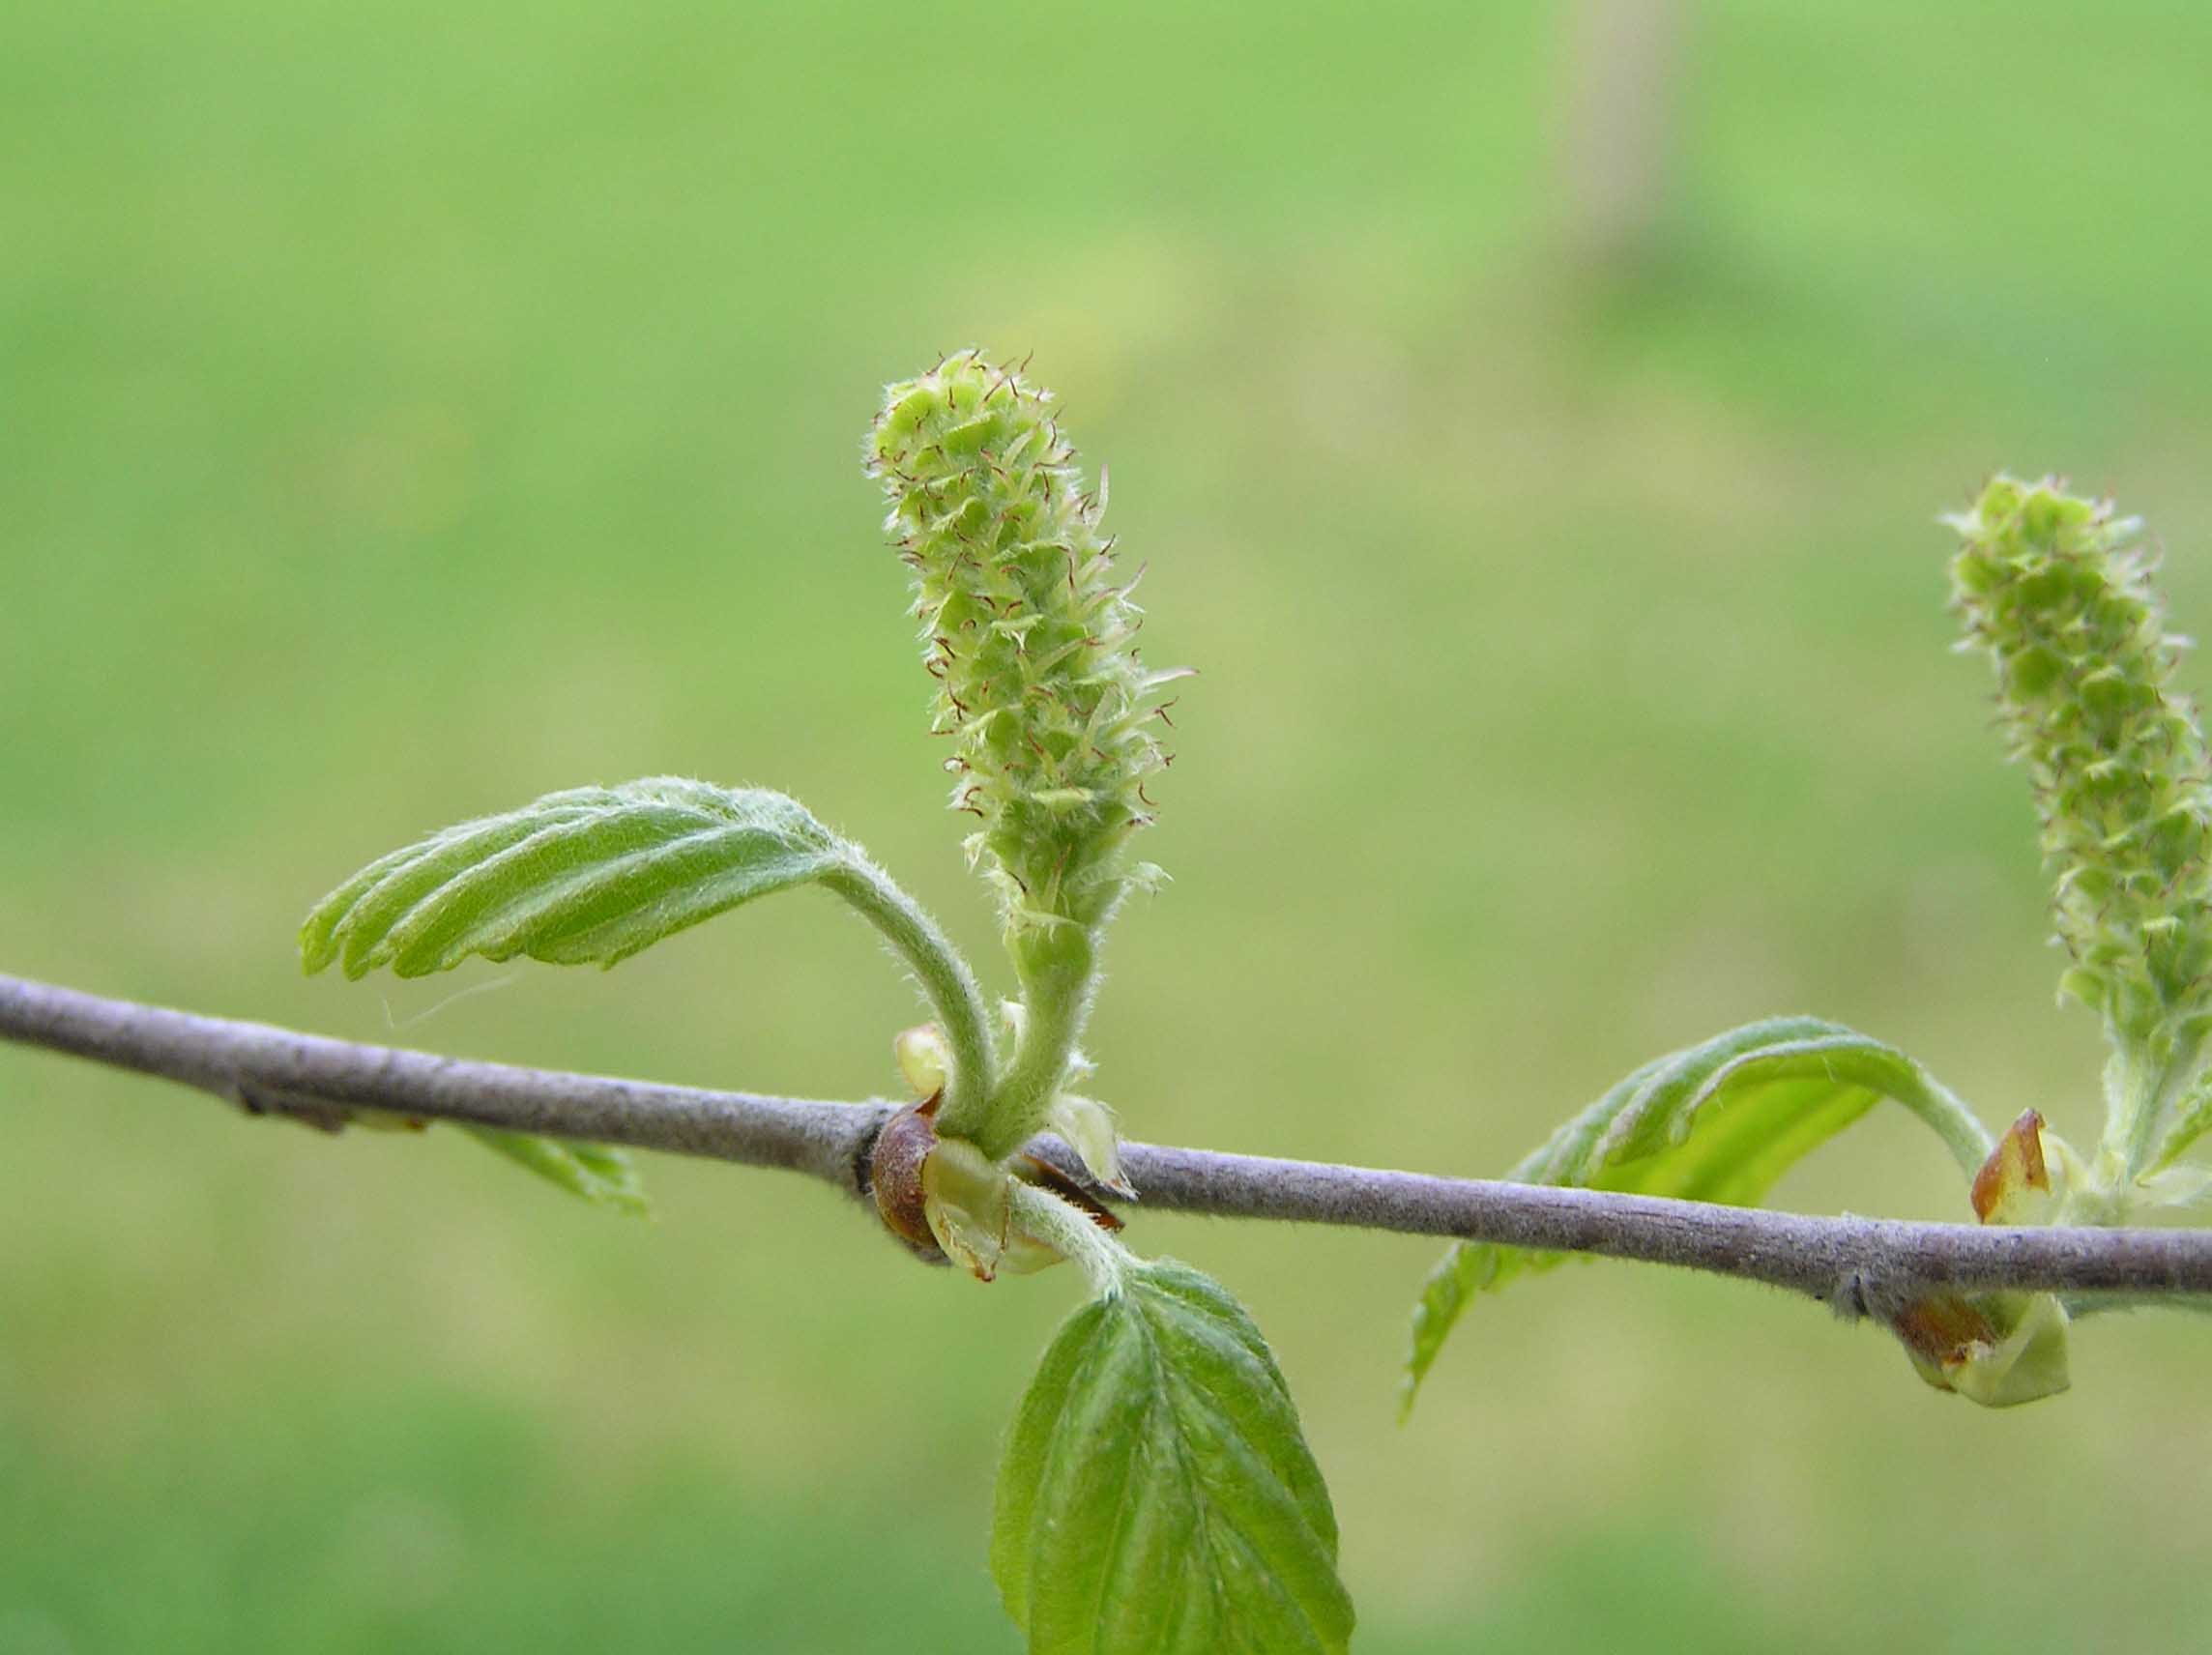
6, 972, 2212, 1317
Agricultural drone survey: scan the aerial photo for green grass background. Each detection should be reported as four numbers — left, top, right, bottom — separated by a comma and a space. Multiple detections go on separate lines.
6, 2, 2212, 1648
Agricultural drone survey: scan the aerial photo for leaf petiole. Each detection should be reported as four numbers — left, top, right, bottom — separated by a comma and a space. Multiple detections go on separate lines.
1007, 1176, 1129, 1298
819, 857, 996, 1125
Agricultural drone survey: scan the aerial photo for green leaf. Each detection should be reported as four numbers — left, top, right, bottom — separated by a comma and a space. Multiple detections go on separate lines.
301, 775, 998, 1123
301, 778, 847, 978
298, 775, 1004, 1211
993, 1260, 1354, 1654
298, 778, 845, 1221
463, 1126, 650, 1218
1404, 1016, 1993, 1408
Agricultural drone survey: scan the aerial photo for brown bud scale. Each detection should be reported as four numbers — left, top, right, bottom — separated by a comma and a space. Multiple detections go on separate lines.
868, 1093, 947, 1263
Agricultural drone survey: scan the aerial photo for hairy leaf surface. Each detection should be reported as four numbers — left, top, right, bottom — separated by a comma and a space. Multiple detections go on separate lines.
1405, 1017, 1991, 1405
994, 1260, 1353, 1655
300, 778, 846, 978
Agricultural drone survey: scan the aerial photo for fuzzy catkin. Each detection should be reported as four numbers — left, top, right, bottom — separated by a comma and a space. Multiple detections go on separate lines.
865, 352, 1174, 936
1949, 476, 2212, 1063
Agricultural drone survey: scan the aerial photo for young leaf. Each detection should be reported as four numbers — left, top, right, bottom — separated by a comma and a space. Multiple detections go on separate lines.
300, 778, 847, 978
301, 776, 1002, 1205
994, 1260, 1353, 1655
464, 1126, 650, 1217
1405, 1017, 1992, 1406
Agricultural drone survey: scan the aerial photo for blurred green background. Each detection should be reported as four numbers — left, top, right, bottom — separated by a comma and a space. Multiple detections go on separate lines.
6, 1, 2211, 1648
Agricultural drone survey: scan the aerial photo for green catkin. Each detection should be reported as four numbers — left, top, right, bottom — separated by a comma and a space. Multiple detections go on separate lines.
1948, 476, 2212, 1169
866, 352, 1172, 930
866, 352, 1179, 1153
